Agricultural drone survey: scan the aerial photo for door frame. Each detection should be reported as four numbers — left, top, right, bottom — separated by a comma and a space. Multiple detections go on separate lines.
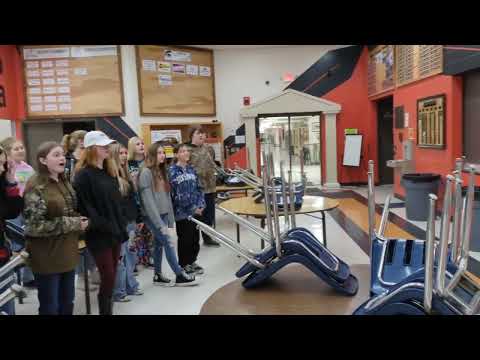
257, 111, 322, 186
375, 96, 394, 185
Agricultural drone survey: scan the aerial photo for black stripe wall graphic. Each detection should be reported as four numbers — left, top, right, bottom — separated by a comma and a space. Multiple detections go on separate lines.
286, 45, 364, 97
97, 117, 138, 147
443, 45, 480, 75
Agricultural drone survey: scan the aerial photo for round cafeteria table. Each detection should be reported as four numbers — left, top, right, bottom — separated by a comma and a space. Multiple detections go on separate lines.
200, 264, 370, 315
219, 195, 339, 248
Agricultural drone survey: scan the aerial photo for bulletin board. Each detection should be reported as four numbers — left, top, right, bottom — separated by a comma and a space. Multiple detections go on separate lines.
343, 135, 363, 167
367, 45, 395, 97
21, 45, 125, 119
136, 45, 216, 116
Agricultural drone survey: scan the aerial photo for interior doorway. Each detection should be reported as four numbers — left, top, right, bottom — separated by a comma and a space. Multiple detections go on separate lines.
377, 96, 394, 185
258, 112, 322, 186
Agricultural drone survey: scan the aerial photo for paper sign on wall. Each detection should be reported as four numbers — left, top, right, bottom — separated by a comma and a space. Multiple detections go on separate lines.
57, 86, 71, 94
26, 61, 40, 69
44, 96, 57, 103
56, 69, 69, 76
199, 66, 211, 77
58, 95, 71, 103
55, 60, 69, 67
143, 59, 156, 72
28, 79, 41, 86
186, 64, 199, 76
59, 103, 72, 112
42, 87, 56, 94
151, 129, 182, 143
42, 78, 56, 86
404, 112, 409, 128
71, 45, 117, 58
44, 104, 58, 112
41, 61, 54, 68
29, 104, 43, 112
158, 74, 173, 86
23, 47, 70, 60
73, 67, 88, 76
164, 50, 191, 62
29, 88, 42, 95
235, 135, 246, 144
56, 77, 70, 85
27, 70, 40, 77
41, 69, 55, 77
158, 61, 171, 73
29, 96, 42, 104
172, 63, 186, 75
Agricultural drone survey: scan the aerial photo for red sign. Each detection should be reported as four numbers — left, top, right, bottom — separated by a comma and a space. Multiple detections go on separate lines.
243, 96, 250, 106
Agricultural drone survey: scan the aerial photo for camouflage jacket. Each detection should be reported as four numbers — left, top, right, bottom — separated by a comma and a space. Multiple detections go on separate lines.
23, 177, 82, 274
187, 143, 216, 194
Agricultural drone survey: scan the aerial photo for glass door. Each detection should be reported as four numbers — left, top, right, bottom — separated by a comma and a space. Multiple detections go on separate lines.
259, 114, 321, 186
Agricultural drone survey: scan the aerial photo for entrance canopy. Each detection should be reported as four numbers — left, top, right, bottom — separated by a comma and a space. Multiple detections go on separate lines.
240, 89, 342, 188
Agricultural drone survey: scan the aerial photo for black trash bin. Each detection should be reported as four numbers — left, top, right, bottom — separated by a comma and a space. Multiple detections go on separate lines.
461, 186, 480, 252
401, 173, 441, 221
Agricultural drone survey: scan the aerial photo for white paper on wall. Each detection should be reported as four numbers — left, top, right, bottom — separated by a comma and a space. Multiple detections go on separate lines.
71, 45, 116, 58
41, 69, 55, 77
56, 69, 69, 76
186, 64, 199, 76
164, 50, 191, 62
29, 87, 42, 95
42, 87, 57, 94
42, 78, 56, 86
73, 67, 88, 76
26, 61, 40, 69
29, 96, 42, 104
27, 70, 40, 77
56, 77, 70, 85
29, 104, 43, 112
158, 74, 173, 86
55, 60, 69, 67
59, 103, 72, 112
142, 60, 156, 72
28, 79, 41, 86
23, 47, 70, 60
44, 96, 57, 103
41, 61, 54, 68
199, 66, 211, 77
44, 104, 58, 112
57, 86, 71, 94
57, 95, 72, 103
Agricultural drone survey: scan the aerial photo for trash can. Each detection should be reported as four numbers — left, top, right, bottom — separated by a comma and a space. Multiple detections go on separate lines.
401, 173, 441, 221
461, 186, 480, 252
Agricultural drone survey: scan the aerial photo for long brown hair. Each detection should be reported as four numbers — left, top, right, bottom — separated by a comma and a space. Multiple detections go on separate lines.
62, 130, 87, 154
75, 146, 117, 178
109, 143, 131, 196
25, 142, 66, 193
144, 142, 170, 192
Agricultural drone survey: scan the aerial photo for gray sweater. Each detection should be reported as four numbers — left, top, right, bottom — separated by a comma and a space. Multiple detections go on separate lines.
138, 168, 175, 230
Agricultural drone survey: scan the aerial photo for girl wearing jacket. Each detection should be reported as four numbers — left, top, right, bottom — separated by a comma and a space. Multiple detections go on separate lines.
139, 142, 197, 287
23, 142, 88, 315
168, 144, 206, 276
0, 146, 24, 315
74, 131, 128, 315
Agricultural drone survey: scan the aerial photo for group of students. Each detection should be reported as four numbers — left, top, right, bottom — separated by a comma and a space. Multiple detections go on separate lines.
0, 125, 220, 315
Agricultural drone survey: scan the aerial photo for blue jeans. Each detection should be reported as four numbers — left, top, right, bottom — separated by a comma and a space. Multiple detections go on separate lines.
35, 270, 76, 315
0, 272, 15, 315
144, 216, 183, 276
113, 224, 140, 300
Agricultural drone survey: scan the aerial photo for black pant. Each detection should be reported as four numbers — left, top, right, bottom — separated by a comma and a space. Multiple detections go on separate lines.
176, 218, 200, 268
201, 193, 216, 242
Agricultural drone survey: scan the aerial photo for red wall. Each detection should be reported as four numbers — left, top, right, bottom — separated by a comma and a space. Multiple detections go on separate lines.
321, 47, 379, 184
0, 45, 25, 138
392, 75, 465, 197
